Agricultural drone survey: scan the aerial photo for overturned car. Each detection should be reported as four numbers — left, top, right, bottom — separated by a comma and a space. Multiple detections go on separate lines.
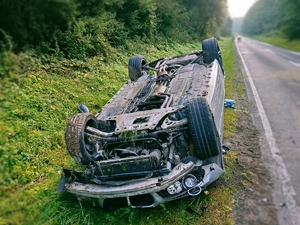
58, 37, 226, 210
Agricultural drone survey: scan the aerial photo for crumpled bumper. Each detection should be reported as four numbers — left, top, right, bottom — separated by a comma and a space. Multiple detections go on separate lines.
63, 160, 224, 208
66, 162, 194, 199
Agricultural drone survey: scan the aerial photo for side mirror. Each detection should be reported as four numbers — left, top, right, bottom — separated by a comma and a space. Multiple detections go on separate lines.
78, 103, 89, 113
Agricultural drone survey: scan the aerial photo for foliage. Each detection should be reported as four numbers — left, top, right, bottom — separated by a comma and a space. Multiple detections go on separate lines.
220, 17, 233, 37
53, 14, 126, 60
0, 29, 14, 79
180, 0, 230, 38
74, 0, 109, 17
0, 29, 13, 53
242, 0, 300, 39
0, 38, 239, 225
277, 0, 300, 39
114, 0, 158, 41
0, 0, 77, 50
0, 0, 231, 55
154, 0, 191, 41
0, 51, 17, 79
241, 0, 281, 36
0, 0, 237, 224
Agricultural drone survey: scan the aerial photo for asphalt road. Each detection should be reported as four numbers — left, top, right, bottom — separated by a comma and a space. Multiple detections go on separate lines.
235, 37, 300, 225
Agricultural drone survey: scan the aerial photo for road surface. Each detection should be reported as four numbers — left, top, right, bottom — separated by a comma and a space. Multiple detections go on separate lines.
236, 37, 300, 225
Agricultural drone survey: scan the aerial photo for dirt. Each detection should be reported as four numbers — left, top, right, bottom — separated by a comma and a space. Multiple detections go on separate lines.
226, 107, 279, 225
225, 56, 279, 224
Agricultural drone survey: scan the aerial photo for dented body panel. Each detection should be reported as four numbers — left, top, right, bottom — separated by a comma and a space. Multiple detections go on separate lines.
61, 37, 226, 209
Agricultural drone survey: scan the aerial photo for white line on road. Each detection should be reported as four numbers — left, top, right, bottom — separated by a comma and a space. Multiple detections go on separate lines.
236, 41, 300, 225
248, 38, 300, 56
263, 49, 275, 55
240, 51, 253, 54
289, 60, 300, 68
259, 42, 272, 47
291, 51, 300, 56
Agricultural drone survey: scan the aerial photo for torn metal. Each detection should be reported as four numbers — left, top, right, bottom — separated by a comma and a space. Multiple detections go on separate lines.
59, 37, 226, 209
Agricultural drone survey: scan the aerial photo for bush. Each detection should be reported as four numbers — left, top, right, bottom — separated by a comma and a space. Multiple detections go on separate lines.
50, 13, 128, 60
0, 0, 77, 51
0, 30, 16, 79
0, 29, 13, 53
0, 52, 18, 79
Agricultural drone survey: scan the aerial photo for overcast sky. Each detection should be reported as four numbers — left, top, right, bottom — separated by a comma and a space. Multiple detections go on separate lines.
227, 0, 257, 18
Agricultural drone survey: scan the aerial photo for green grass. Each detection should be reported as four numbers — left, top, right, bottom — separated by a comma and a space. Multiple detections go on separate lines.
250, 36, 300, 52
0, 38, 242, 225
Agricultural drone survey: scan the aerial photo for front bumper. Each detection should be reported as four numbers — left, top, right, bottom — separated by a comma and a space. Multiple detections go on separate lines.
66, 162, 194, 198
64, 161, 224, 208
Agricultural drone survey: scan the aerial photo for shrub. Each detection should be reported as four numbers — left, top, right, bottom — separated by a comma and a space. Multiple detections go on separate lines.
0, 30, 16, 79
0, 0, 77, 51
51, 13, 128, 60
0, 29, 13, 53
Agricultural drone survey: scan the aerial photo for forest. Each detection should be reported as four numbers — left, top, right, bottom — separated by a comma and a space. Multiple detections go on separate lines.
2, 0, 298, 224
0, 0, 231, 61
241, 0, 300, 39
0, 1, 238, 224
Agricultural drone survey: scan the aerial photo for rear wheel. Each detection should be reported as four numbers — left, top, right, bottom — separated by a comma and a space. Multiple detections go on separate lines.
128, 55, 148, 81
65, 113, 98, 165
202, 37, 224, 73
186, 98, 221, 160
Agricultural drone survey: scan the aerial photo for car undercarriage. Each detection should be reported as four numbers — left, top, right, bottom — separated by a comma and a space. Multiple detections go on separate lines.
58, 37, 226, 210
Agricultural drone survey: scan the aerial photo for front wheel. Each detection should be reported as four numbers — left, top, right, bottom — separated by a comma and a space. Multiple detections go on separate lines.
65, 113, 98, 165
186, 98, 221, 160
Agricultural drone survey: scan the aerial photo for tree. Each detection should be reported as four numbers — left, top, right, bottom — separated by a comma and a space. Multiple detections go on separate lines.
181, 0, 229, 37
0, 0, 77, 50
241, 0, 300, 39
277, 0, 300, 39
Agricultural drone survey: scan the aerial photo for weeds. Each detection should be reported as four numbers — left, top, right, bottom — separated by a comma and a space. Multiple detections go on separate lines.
0, 38, 239, 225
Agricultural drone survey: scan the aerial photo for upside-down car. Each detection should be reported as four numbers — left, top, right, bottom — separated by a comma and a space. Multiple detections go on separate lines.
58, 37, 226, 210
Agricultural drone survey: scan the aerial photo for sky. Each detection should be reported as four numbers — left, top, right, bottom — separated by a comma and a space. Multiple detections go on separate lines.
227, 0, 257, 18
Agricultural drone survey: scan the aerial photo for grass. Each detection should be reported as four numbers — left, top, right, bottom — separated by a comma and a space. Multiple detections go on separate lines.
0, 38, 242, 225
249, 35, 300, 52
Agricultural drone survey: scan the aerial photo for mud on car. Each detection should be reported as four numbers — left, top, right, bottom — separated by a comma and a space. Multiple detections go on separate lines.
58, 37, 226, 210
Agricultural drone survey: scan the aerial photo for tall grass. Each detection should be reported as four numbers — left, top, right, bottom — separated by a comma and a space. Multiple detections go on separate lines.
0, 38, 239, 225
250, 36, 300, 52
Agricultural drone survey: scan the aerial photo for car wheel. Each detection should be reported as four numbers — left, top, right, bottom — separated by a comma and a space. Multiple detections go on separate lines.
128, 55, 148, 81
202, 37, 224, 72
186, 98, 221, 159
65, 113, 98, 165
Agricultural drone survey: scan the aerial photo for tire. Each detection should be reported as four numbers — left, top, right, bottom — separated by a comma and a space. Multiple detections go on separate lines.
186, 98, 221, 159
202, 37, 224, 73
65, 113, 98, 165
128, 55, 147, 81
